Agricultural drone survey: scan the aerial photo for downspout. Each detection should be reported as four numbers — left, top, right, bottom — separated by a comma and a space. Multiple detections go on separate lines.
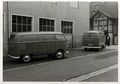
7, 1, 9, 39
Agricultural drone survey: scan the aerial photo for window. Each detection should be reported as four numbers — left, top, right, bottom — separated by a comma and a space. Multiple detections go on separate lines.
12, 15, 32, 32
61, 21, 73, 34
39, 18, 54, 32
42, 35, 54, 41
70, 2, 78, 8
84, 33, 98, 38
50, 2, 57, 5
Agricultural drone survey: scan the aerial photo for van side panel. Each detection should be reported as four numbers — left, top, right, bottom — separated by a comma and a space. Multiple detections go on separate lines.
8, 33, 68, 58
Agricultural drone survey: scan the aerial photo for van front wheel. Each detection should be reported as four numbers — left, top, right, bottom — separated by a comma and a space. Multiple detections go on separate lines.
20, 55, 31, 63
56, 50, 64, 59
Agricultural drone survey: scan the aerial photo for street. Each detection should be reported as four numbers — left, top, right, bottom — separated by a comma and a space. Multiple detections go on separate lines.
3, 45, 118, 81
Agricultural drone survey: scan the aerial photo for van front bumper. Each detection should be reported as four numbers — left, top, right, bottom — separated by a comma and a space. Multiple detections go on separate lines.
8, 54, 20, 59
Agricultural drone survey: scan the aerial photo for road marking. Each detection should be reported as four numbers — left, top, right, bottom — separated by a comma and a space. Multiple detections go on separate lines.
3, 50, 117, 72
67, 64, 118, 82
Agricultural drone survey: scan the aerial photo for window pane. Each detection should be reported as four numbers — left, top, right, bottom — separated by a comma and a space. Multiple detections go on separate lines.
27, 18, 32, 24
70, 29, 72, 34
48, 20, 50, 25
39, 19, 42, 25
27, 25, 31, 31
12, 24, 16, 32
17, 24, 22, 32
12, 15, 16, 23
23, 25, 26, 32
17, 16, 22, 24
23, 16, 27, 24
39, 25, 42, 31
51, 27, 54, 31
43, 19, 46, 25
51, 20, 54, 26
47, 27, 50, 31
43, 26, 46, 31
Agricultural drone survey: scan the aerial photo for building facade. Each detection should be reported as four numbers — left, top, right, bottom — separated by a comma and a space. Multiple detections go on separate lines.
90, 10, 118, 45
90, 2, 118, 45
3, 2, 90, 56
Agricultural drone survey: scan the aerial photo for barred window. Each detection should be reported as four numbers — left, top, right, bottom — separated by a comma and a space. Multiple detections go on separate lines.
12, 15, 32, 32
70, 2, 78, 8
61, 21, 73, 34
39, 18, 54, 32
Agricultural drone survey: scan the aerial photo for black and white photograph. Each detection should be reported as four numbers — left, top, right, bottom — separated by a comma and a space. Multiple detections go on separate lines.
2, 0, 118, 83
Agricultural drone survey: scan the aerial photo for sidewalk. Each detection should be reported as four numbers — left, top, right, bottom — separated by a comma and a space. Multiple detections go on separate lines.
73, 45, 118, 50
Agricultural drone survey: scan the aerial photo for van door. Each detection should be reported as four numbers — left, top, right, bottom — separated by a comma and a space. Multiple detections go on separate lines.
83, 33, 99, 47
41, 34, 56, 54
55, 34, 66, 51
24, 35, 44, 55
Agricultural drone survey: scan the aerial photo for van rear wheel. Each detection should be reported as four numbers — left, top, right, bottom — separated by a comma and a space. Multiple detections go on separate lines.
20, 55, 31, 63
56, 50, 64, 59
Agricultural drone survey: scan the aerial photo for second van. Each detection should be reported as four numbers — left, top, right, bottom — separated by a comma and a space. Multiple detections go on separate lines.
82, 31, 106, 50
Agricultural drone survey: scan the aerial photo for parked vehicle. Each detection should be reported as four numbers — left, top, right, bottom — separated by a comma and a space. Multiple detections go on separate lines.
8, 32, 69, 63
82, 31, 106, 50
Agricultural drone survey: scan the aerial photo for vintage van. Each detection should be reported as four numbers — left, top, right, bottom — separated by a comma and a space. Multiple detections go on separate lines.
8, 32, 69, 62
82, 31, 106, 50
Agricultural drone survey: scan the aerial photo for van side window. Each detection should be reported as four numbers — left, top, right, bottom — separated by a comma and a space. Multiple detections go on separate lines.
18, 35, 38, 42
42, 35, 54, 41
84, 33, 98, 38
55, 35, 65, 41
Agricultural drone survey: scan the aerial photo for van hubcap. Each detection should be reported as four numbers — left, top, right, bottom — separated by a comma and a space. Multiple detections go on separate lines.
23, 55, 30, 62
56, 52, 63, 58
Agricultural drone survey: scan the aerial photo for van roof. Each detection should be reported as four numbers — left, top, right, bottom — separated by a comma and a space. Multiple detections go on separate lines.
12, 32, 63, 35
84, 31, 104, 33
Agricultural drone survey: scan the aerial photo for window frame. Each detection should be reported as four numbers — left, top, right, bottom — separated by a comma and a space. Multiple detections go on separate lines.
61, 21, 73, 34
39, 18, 55, 32
11, 14, 33, 33
70, 2, 79, 9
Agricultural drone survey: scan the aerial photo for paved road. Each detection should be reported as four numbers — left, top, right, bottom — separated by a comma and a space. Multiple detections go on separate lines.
3, 46, 118, 81
3, 46, 117, 70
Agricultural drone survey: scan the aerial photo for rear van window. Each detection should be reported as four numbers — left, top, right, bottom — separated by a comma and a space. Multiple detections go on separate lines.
84, 33, 98, 38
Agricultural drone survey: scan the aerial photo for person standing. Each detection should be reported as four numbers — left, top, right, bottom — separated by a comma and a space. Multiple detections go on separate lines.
103, 30, 110, 46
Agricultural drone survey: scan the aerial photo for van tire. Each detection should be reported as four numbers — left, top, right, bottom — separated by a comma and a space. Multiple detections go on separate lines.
56, 50, 64, 59
20, 55, 31, 63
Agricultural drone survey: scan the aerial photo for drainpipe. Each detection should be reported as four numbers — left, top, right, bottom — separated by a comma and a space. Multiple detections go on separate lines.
6, 1, 9, 55
7, 1, 9, 39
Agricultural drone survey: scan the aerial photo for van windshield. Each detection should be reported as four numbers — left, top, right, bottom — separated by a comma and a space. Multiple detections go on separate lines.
84, 33, 98, 38
55, 34, 66, 41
